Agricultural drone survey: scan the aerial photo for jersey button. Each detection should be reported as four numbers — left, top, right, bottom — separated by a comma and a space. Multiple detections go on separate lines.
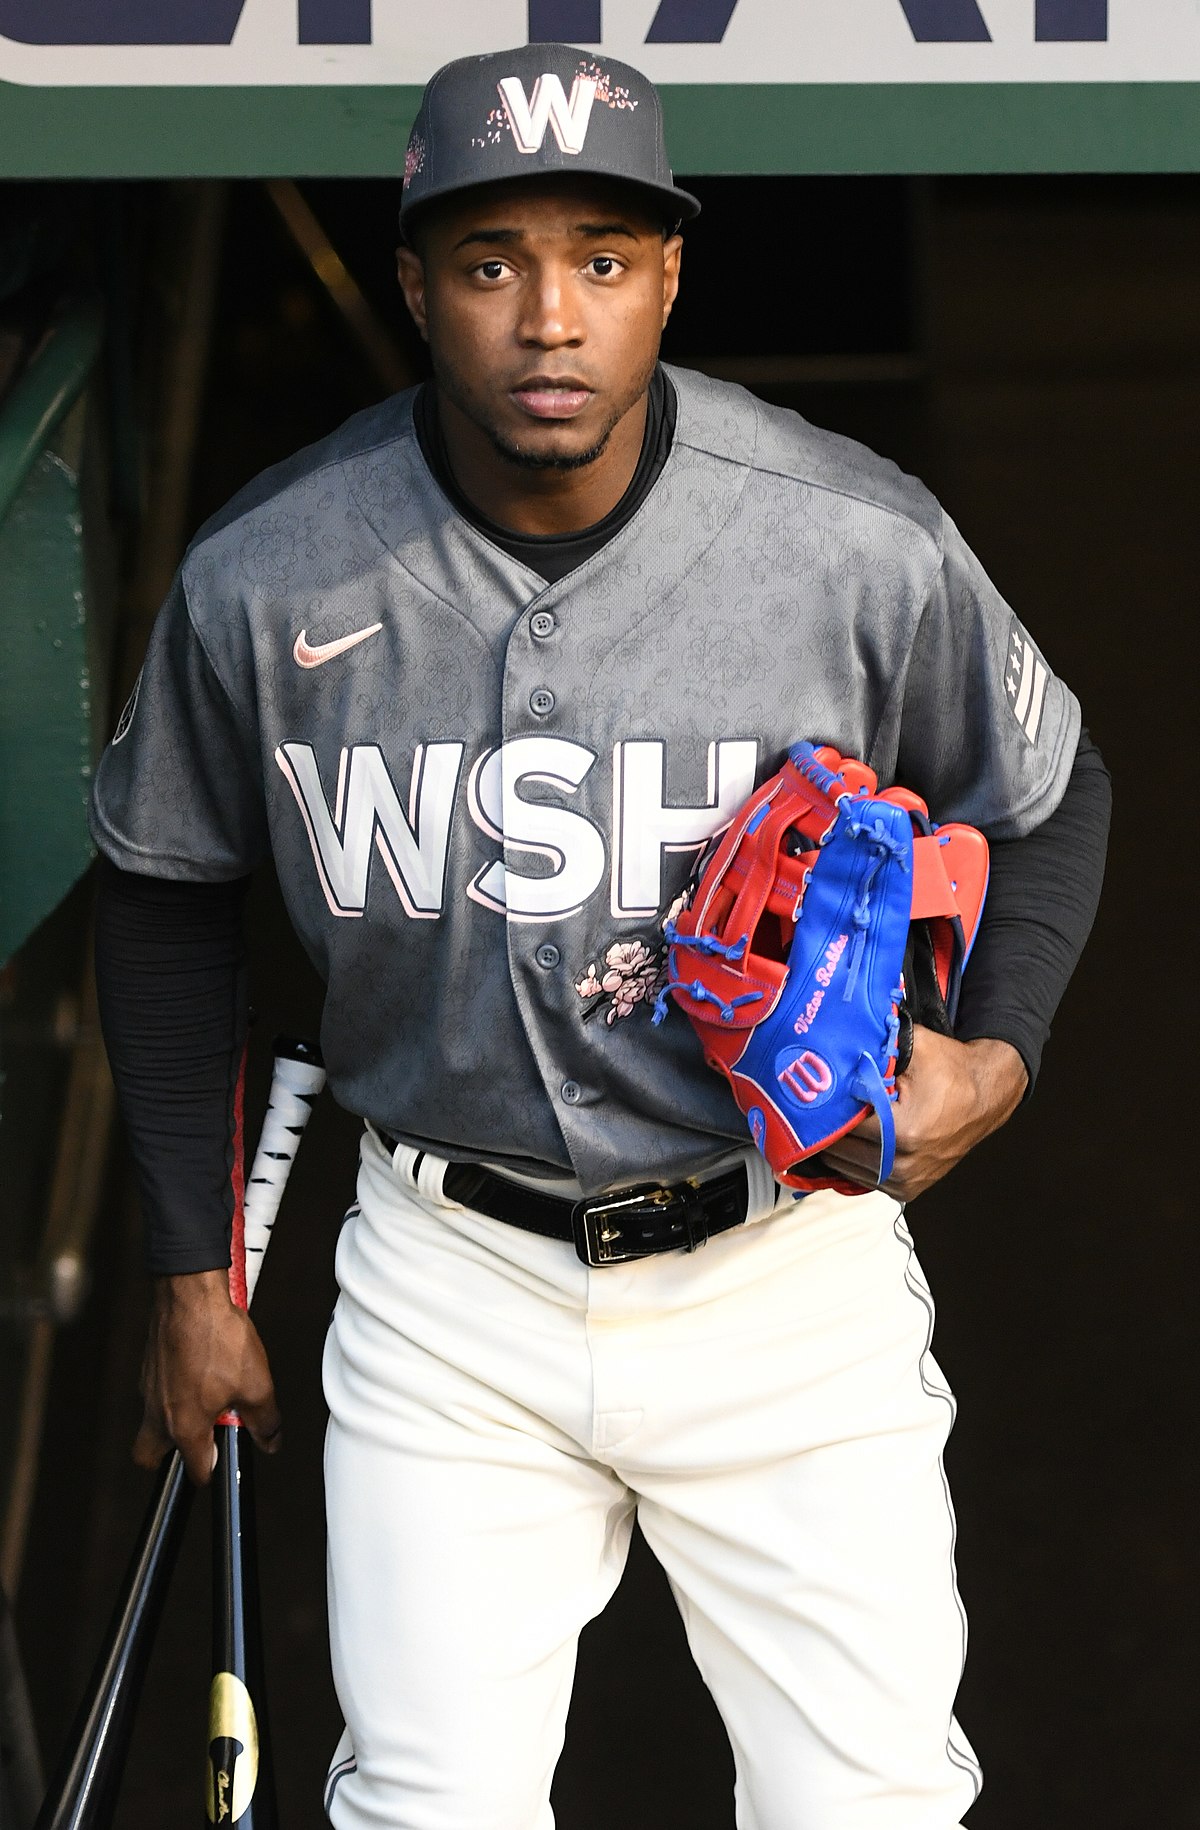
530, 688, 555, 717
535, 943, 561, 970
560, 1079, 582, 1105
530, 611, 556, 639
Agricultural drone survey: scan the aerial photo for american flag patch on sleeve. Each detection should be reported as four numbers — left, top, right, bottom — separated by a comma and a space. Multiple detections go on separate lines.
1004, 617, 1048, 744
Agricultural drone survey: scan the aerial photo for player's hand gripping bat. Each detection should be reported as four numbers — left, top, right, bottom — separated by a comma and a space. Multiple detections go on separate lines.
33, 1037, 326, 1830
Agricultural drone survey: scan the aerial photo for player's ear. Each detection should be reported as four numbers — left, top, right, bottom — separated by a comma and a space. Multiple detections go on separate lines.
661, 231, 683, 330
396, 245, 429, 342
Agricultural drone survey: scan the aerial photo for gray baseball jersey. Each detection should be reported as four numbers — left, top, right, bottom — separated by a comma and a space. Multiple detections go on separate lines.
89, 364, 1080, 1193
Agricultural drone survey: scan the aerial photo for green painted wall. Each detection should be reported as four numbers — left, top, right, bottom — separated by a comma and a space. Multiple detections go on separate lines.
0, 436, 94, 964
0, 82, 1197, 178
0, 307, 102, 965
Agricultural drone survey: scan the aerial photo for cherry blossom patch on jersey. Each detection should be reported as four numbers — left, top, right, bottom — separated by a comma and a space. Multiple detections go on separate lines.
575, 896, 685, 1026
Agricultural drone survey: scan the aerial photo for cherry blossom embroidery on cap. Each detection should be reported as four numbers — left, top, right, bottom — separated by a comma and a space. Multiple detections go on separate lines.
403, 134, 427, 188
577, 59, 638, 110
470, 109, 507, 150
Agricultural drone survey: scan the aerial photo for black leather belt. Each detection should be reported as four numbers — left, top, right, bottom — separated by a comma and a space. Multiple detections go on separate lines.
377, 1132, 750, 1268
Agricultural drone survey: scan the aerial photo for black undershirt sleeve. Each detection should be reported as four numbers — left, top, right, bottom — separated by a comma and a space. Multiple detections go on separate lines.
93, 855, 250, 1275
954, 728, 1110, 1090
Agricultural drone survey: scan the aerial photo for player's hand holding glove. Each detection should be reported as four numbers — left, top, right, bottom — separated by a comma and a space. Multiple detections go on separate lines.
652, 742, 989, 1194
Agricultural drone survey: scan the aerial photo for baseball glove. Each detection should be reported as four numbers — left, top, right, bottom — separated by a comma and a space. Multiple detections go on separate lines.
652, 741, 990, 1195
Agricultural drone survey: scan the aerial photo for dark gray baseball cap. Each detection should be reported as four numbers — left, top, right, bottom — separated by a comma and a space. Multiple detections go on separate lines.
399, 42, 700, 235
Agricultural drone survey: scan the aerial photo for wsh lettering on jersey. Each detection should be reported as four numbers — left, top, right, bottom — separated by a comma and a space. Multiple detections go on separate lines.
275, 736, 759, 925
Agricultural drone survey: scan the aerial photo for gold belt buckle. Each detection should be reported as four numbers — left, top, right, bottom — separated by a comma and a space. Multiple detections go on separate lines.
570, 1181, 707, 1267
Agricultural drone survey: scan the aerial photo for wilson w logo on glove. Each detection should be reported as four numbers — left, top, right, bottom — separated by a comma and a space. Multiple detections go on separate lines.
652, 742, 989, 1195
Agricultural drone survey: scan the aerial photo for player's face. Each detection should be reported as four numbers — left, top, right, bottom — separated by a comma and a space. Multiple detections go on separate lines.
396, 179, 683, 471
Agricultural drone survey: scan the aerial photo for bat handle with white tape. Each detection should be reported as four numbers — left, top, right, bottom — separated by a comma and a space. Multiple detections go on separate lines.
241, 1035, 327, 1307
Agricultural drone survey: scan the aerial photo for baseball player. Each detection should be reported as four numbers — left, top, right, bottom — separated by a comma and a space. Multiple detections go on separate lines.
89, 42, 1109, 1830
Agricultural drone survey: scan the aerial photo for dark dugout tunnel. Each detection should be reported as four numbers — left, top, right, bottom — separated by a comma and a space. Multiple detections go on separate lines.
1, 169, 1195, 1829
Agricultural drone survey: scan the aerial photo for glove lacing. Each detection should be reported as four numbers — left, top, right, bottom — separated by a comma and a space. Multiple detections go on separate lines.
841, 818, 910, 1002
651, 925, 762, 1027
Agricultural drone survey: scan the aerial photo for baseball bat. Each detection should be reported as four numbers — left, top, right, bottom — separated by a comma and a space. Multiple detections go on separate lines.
205, 1036, 326, 1830
34, 1037, 326, 1830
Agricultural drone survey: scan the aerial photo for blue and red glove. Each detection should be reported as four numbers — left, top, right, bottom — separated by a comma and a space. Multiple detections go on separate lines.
653, 742, 990, 1194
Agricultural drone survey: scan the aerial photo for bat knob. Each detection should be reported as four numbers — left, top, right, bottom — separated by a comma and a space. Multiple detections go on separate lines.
271, 1034, 324, 1068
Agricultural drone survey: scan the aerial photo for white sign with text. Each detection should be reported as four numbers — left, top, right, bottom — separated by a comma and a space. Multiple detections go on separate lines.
0, 0, 1196, 89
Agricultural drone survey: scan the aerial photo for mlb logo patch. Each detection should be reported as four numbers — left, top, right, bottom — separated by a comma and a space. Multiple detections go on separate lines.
1004, 616, 1049, 744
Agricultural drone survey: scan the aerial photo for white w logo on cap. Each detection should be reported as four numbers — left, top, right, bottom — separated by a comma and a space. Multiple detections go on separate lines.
496, 73, 599, 156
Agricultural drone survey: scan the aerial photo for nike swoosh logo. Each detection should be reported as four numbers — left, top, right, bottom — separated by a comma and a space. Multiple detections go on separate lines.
293, 623, 383, 669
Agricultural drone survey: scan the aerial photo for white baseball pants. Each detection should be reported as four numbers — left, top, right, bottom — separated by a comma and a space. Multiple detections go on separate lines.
322, 1127, 982, 1829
